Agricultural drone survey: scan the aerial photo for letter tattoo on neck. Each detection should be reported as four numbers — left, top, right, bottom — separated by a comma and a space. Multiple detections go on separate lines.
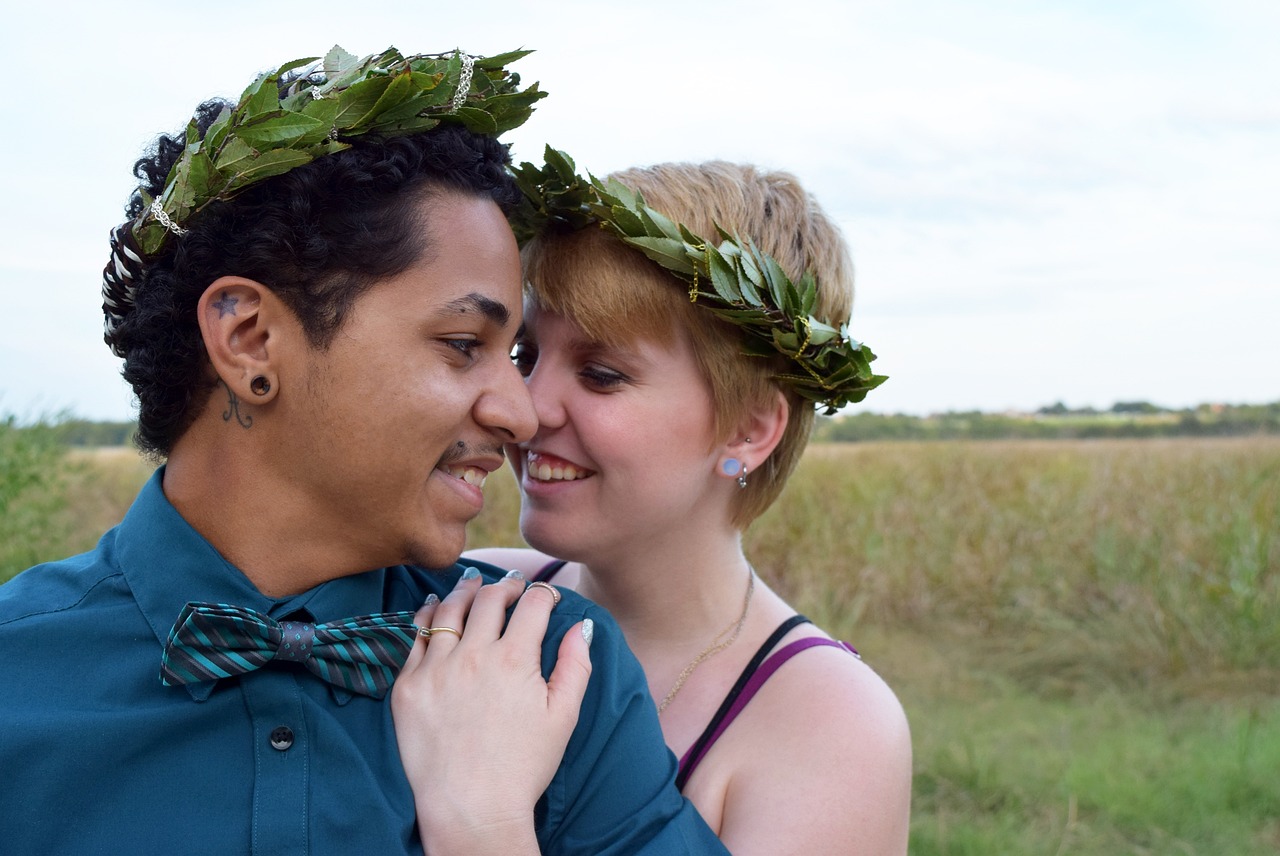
219, 379, 253, 429
213, 291, 239, 317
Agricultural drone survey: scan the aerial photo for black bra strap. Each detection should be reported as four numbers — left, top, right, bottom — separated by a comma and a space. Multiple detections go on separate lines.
675, 614, 811, 790
533, 559, 568, 582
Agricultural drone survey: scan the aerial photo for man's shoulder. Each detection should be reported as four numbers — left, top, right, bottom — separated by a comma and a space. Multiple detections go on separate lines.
389, 560, 617, 631
0, 537, 124, 629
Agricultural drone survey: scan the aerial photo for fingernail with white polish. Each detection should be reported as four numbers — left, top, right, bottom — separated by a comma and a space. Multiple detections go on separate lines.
461, 566, 480, 581
423, 593, 439, 607
504, 569, 525, 581
582, 618, 594, 648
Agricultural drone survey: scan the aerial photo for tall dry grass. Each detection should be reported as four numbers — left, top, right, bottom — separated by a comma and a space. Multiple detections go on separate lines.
743, 439, 1280, 698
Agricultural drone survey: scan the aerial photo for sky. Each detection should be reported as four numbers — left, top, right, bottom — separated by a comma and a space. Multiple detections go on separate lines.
1, 0, 1276, 421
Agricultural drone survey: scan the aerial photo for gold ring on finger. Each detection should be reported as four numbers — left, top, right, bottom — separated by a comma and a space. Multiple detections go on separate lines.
526, 580, 561, 606
426, 626, 462, 640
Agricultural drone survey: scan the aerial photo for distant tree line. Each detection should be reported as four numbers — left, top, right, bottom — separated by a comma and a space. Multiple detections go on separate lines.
47, 419, 136, 447
814, 401, 1280, 443
7, 402, 1280, 447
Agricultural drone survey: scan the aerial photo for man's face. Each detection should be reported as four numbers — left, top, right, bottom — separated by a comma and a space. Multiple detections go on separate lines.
277, 191, 534, 571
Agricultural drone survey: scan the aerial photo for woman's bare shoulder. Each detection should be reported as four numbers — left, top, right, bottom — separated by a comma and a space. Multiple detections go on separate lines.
716, 639, 913, 854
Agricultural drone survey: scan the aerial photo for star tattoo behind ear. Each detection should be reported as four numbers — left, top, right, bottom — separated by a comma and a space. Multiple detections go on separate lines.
213, 292, 239, 317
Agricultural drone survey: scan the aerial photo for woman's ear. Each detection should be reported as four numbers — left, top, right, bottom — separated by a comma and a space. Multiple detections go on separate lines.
718, 388, 789, 480
197, 277, 280, 403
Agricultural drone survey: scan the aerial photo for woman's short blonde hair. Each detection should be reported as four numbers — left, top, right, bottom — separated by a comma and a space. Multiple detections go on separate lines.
522, 161, 854, 527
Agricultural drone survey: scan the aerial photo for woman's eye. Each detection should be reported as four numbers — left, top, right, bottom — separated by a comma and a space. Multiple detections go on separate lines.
580, 365, 628, 390
511, 342, 537, 377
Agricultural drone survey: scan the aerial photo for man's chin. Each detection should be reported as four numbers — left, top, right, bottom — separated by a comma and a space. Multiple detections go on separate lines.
404, 534, 467, 571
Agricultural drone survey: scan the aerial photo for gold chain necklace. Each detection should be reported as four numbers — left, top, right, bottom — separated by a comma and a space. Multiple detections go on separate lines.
657, 568, 756, 714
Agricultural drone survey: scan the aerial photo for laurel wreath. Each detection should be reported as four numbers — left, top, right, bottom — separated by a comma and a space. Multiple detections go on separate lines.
510, 148, 887, 414
133, 45, 545, 257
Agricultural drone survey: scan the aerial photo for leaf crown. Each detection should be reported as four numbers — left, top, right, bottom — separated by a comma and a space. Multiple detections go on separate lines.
510, 148, 887, 414
102, 45, 543, 356
137, 45, 544, 256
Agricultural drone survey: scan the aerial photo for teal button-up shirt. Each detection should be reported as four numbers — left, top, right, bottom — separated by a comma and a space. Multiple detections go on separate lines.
0, 469, 725, 855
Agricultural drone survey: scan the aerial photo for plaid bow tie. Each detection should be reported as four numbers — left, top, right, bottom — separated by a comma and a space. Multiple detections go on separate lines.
160, 602, 418, 698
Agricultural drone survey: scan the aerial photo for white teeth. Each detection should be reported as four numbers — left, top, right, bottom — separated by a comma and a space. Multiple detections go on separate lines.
528, 456, 588, 482
445, 466, 487, 488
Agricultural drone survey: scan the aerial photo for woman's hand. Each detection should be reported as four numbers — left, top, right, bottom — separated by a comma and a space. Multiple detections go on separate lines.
392, 569, 593, 855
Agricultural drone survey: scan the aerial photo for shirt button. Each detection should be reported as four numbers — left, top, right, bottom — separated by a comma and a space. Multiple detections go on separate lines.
270, 726, 295, 751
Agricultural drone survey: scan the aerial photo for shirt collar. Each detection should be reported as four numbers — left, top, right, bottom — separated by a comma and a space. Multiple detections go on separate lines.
118, 467, 397, 703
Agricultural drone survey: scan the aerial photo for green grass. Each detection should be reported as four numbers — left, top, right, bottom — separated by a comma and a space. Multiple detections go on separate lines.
0, 424, 157, 583
5, 428, 1278, 853
878, 631, 1280, 855
0, 418, 90, 578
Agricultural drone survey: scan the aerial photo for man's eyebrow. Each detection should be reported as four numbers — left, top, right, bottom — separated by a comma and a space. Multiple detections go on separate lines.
438, 293, 511, 327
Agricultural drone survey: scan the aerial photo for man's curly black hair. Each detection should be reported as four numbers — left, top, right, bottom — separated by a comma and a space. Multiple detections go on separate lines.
108, 98, 520, 458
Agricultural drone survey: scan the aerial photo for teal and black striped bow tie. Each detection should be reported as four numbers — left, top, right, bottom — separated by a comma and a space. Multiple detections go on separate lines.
160, 602, 418, 698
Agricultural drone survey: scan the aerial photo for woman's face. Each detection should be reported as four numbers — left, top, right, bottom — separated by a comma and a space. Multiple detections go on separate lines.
508, 304, 727, 563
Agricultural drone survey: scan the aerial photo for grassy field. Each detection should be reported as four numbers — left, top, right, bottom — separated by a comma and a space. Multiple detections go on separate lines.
4, 433, 1278, 854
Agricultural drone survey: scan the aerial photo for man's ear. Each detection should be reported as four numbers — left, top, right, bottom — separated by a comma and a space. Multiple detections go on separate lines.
197, 277, 280, 402
720, 388, 790, 476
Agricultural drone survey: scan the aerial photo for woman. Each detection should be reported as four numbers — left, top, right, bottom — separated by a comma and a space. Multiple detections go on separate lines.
399, 160, 912, 853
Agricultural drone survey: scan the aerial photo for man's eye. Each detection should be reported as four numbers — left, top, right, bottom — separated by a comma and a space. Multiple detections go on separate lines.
443, 338, 480, 362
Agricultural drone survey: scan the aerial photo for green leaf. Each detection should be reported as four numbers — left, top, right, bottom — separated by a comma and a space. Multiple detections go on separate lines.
211, 137, 257, 179
706, 246, 744, 304
807, 320, 841, 345
297, 97, 339, 138
167, 153, 200, 214
596, 177, 638, 210
202, 105, 234, 153
608, 205, 647, 238
758, 247, 791, 300
451, 106, 498, 134
739, 338, 777, 358
235, 113, 326, 147
324, 45, 360, 75
361, 70, 419, 126
369, 94, 441, 125
621, 236, 697, 275
545, 147, 577, 182
237, 72, 281, 123
219, 148, 315, 192
473, 49, 534, 69
277, 56, 320, 77
183, 151, 215, 206
738, 242, 764, 291
798, 272, 817, 316
136, 221, 167, 257
772, 329, 801, 353
637, 205, 682, 240
332, 75, 392, 128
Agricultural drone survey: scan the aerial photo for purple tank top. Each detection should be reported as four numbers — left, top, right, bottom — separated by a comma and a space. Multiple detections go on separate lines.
535, 562, 859, 792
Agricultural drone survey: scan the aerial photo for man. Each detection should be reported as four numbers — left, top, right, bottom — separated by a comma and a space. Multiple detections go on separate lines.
0, 47, 724, 854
